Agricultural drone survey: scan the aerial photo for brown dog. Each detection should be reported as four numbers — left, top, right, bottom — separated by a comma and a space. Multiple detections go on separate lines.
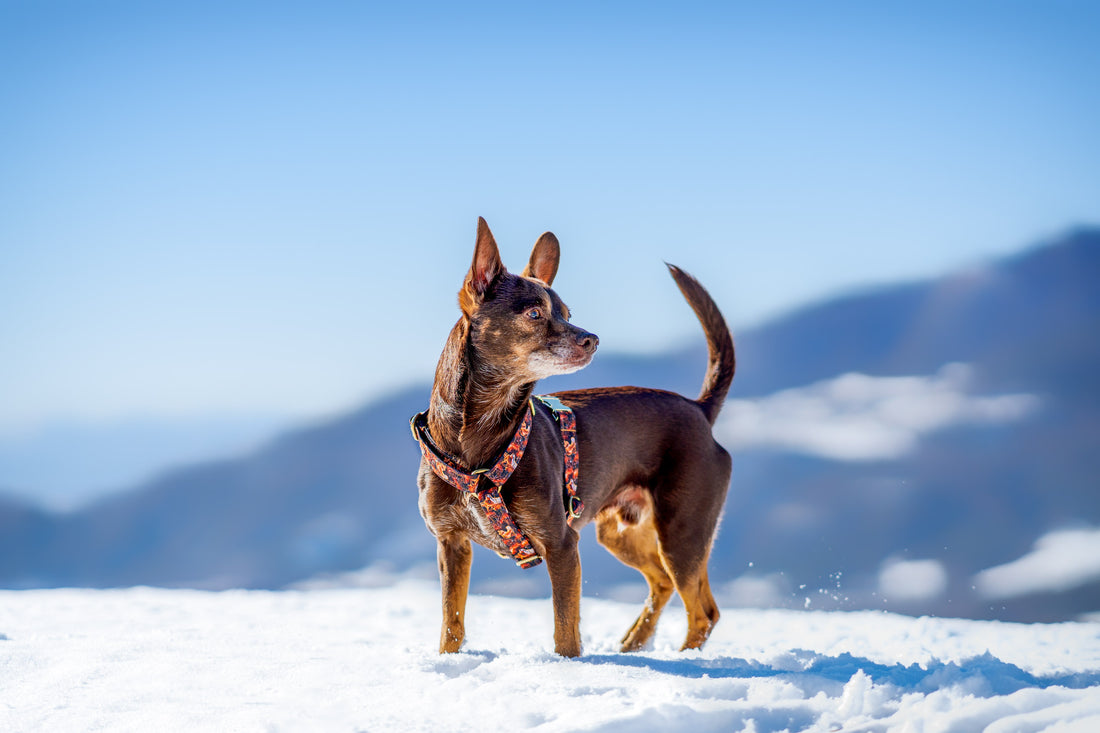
414, 217, 734, 657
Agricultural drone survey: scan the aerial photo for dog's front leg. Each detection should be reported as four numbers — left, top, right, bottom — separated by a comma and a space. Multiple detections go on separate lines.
437, 535, 472, 653
546, 534, 582, 657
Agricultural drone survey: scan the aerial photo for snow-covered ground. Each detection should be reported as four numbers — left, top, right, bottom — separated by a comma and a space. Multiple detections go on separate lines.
2, 581, 1098, 732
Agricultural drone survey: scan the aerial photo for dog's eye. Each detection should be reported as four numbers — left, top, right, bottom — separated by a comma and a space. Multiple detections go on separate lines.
526, 308, 542, 320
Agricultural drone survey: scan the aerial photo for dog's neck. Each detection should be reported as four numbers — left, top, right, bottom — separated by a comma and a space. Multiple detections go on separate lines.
428, 318, 536, 468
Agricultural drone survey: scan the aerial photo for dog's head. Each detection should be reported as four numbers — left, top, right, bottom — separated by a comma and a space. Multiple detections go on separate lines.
458, 217, 598, 381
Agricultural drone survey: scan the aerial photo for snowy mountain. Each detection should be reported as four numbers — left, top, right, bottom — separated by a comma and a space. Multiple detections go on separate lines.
3, 228, 1099, 623
2, 584, 1098, 731
0, 414, 291, 511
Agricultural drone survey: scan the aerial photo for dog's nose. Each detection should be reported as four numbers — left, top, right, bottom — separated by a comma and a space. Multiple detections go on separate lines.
577, 331, 599, 354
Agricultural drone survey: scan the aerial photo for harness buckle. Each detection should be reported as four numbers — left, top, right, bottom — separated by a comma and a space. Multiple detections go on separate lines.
535, 394, 569, 415
568, 495, 584, 519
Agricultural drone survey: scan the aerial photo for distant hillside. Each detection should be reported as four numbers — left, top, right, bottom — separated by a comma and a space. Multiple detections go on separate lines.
0, 415, 291, 511
4, 228, 1099, 622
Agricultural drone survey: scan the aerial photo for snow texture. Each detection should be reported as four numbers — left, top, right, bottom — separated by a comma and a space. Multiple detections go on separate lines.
2, 582, 1098, 732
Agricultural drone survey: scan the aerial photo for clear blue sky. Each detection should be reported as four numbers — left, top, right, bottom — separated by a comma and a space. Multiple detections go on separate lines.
2, 0, 1098, 433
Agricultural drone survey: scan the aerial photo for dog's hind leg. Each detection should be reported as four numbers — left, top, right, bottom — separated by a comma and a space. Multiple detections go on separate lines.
437, 535, 472, 653
595, 490, 675, 652
653, 448, 730, 650
673, 563, 721, 650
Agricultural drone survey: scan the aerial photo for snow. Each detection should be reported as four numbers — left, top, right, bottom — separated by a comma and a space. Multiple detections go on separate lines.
878, 558, 949, 602
2, 583, 1098, 732
975, 526, 1100, 600
717, 364, 1039, 461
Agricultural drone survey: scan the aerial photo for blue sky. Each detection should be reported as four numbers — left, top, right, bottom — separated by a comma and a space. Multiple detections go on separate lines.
2, 0, 1099, 434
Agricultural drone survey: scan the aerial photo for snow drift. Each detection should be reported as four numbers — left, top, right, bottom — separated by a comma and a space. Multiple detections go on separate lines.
2, 582, 1098, 732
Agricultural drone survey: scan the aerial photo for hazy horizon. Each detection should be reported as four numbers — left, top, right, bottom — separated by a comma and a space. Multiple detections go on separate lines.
2, 224, 1091, 511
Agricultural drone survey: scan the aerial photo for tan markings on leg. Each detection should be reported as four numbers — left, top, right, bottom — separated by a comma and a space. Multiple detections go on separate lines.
675, 561, 721, 651
437, 537, 472, 653
595, 487, 675, 652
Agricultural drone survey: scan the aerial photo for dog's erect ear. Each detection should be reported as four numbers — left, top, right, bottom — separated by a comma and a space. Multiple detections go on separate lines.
460, 217, 505, 314
522, 231, 560, 286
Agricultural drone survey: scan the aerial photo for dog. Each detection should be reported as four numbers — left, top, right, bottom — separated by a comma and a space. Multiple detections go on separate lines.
413, 217, 734, 657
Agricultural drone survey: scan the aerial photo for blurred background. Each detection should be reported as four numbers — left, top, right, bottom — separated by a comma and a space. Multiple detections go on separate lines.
2, 1, 1098, 622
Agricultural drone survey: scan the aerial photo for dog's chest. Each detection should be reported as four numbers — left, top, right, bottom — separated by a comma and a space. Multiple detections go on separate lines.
417, 475, 514, 556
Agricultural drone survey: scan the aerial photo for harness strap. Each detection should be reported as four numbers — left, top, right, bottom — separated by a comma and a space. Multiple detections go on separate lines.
410, 395, 584, 570
411, 403, 541, 568
534, 395, 584, 526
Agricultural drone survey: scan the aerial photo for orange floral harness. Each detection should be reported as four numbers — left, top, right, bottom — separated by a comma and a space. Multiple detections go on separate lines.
410, 396, 584, 569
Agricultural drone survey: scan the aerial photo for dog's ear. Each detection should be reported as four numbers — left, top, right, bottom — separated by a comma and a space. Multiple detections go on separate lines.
522, 231, 560, 286
460, 217, 505, 315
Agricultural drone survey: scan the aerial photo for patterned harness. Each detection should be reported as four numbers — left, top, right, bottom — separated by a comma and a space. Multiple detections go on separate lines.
410, 395, 583, 569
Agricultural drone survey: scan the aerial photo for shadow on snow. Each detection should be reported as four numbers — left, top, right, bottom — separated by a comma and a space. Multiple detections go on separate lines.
581, 650, 1100, 696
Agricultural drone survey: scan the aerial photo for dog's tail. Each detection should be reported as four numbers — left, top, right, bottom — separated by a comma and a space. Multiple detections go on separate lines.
667, 264, 735, 426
